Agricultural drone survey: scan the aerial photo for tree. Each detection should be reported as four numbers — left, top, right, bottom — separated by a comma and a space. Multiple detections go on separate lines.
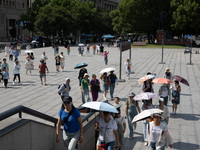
171, 0, 200, 35
20, 0, 51, 32
110, 0, 171, 42
34, 5, 71, 37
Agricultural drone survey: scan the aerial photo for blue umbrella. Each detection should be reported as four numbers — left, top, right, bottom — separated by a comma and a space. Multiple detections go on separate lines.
102, 34, 115, 39
74, 63, 88, 69
184, 34, 192, 38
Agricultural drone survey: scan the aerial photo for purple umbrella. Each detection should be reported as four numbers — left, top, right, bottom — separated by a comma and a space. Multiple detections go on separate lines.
172, 75, 189, 86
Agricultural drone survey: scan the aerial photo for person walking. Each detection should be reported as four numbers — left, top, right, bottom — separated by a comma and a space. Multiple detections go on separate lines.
86, 44, 90, 55
81, 46, 84, 56
39, 60, 49, 85
60, 52, 65, 72
92, 44, 96, 55
13, 61, 21, 85
159, 84, 170, 106
141, 100, 154, 146
25, 57, 33, 75
78, 67, 87, 86
124, 58, 132, 79
55, 53, 61, 72
14, 47, 19, 60
81, 73, 91, 104
100, 44, 104, 55
1, 58, 9, 72
114, 107, 126, 150
170, 80, 181, 114
125, 92, 141, 140
40, 52, 48, 64
4, 45, 9, 57
67, 45, 70, 55
30, 52, 34, 69
147, 113, 173, 150
9, 46, 14, 61
157, 98, 170, 125
56, 96, 84, 150
58, 78, 71, 100
90, 74, 101, 101
109, 71, 118, 100
2, 68, 9, 88
100, 72, 110, 100
95, 111, 120, 150
104, 51, 109, 65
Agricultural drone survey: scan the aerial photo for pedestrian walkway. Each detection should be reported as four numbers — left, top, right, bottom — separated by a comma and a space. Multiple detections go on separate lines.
0, 45, 200, 150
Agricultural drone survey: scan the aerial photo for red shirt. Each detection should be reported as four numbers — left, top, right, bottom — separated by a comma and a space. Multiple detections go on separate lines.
39, 63, 47, 73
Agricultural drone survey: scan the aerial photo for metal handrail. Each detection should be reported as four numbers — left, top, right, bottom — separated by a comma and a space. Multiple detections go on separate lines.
0, 105, 94, 127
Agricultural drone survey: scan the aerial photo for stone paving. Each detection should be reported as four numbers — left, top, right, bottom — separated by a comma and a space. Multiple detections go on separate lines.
0, 45, 200, 150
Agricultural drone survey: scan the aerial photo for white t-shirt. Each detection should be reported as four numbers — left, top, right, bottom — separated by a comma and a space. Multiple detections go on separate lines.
151, 123, 162, 142
40, 55, 48, 63
98, 117, 117, 144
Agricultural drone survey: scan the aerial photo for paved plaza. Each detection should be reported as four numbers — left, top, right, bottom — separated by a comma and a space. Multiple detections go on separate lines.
0, 45, 200, 150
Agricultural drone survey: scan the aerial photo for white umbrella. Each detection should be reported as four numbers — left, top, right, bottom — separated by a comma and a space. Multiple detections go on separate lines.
134, 92, 159, 101
32, 40, 39, 43
25, 50, 33, 54
132, 108, 163, 123
100, 68, 116, 74
137, 74, 156, 83
78, 43, 84, 46
82, 102, 118, 113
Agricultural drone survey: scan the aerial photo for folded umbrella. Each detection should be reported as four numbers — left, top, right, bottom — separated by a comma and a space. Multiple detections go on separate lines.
74, 63, 88, 69
134, 92, 159, 101
100, 68, 116, 74
82, 102, 118, 113
152, 78, 172, 84
172, 75, 189, 86
132, 108, 163, 123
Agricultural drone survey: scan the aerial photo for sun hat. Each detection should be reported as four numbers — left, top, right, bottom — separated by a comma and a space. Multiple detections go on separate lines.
165, 68, 170, 72
84, 73, 89, 78
129, 92, 135, 97
62, 96, 72, 103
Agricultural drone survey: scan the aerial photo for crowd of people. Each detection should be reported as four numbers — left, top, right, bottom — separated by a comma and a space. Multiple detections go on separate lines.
0, 43, 182, 150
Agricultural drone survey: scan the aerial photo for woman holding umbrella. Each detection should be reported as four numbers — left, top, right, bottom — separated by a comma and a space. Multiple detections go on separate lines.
170, 80, 181, 114
95, 111, 120, 150
125, 92, 141, 140
100, 72, 111, 100
147, 113, 173, 150
78, 67, 88, 86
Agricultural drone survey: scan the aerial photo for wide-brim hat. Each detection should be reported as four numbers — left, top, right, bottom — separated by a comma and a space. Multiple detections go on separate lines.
165, 68, 170, 72
84, 73, 89, 78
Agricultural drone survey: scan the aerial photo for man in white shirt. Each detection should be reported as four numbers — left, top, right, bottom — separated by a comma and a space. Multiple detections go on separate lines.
40, 52, 48, 64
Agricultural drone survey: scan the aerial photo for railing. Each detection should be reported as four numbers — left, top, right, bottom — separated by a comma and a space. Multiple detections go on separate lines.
0, 105, 94, 127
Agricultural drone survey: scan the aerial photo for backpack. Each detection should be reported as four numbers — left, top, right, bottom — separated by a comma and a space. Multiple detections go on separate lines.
58, 84, 67, 95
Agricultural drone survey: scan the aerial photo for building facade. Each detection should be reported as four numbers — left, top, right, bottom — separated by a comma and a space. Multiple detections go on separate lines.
0, 0, 29, 41
94, 0, 120, 10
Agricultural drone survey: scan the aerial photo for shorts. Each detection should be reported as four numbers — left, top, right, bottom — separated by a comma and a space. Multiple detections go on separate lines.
40, 73, 46, 78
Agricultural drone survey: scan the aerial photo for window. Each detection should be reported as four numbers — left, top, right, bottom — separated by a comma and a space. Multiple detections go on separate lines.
12, 1, 14, 6
9, 0, 11, 6
22, 2, 24, 8
0, 0, 2, 5
6, 0, 8, 5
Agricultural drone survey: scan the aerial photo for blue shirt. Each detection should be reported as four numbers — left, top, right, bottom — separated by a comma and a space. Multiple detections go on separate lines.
2, 71, 9, 79
59, 108, 81, 133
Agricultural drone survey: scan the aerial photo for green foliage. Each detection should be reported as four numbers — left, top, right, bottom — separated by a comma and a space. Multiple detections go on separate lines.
171, 0, 200, 35
34, 5, 71, 36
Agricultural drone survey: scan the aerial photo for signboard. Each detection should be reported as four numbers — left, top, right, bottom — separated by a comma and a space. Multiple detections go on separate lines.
121, 42, 131, 51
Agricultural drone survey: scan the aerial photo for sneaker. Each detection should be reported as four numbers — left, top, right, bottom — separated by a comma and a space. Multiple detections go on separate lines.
129, 137, 133, 140
172, 111, 175, 114
13, 82, 15, 85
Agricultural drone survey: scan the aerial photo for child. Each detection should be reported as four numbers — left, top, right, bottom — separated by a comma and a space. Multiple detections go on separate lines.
66, 45, 70, 55
55, 53, 61, 72
25, 58, 33, 75
39, 60, 49, 85
104, 51, 109, 65
2, 68, 9, 88
114, 97, 120, 105
13, 61, 21, 84
114, 108, 126, 150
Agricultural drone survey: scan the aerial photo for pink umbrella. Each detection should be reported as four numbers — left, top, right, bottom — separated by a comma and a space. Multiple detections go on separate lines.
134, 92, 159, 101
152, 78, 172, 84
172, 75, 189, 86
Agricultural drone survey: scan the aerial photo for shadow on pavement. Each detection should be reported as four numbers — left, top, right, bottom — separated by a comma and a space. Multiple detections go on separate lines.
170, 113, 200, 121
173, 141, 200, 150
123, 136, 143, 149
180, 93, 192, 96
